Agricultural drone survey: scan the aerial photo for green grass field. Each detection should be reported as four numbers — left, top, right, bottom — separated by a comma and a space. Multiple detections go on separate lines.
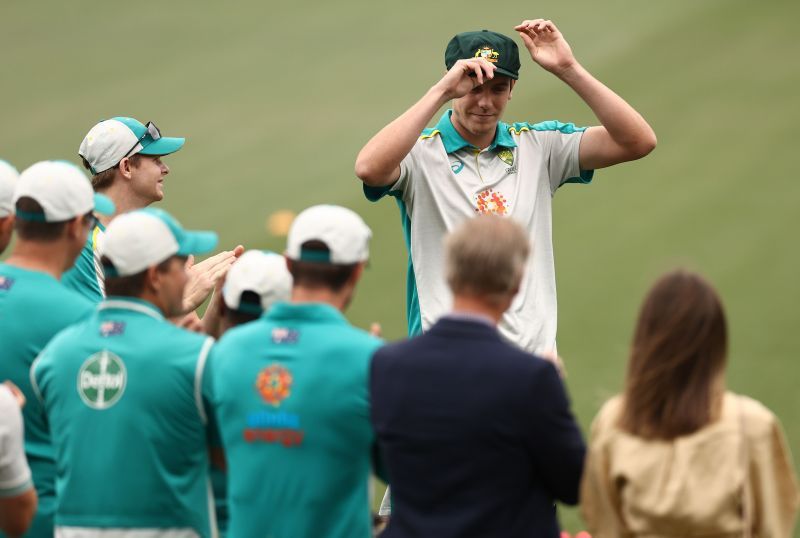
2, 0, 798, 533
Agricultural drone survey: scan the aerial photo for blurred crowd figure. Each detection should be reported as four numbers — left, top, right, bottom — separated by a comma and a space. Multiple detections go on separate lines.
581, 271, 799, 537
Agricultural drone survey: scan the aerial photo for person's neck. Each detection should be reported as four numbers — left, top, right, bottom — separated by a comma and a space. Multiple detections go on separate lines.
451, 113, 497, 150
97, 185, 150, 227
451, 294, 506, 325
5, 240, 73, 280
291, 286, 349, 312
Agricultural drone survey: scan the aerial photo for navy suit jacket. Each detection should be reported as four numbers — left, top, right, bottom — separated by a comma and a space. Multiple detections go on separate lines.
370, 317, 586, 538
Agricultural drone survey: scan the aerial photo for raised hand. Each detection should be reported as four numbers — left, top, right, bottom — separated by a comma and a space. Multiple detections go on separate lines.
183, 245, 245, 313
433, 57, 497, 100
514, 19, 576, 76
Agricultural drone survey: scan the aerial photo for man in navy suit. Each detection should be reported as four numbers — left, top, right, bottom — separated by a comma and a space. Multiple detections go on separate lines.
370, 215, 586, 538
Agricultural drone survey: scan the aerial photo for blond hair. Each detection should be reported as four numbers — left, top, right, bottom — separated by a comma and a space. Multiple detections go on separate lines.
445, 216, 530, 305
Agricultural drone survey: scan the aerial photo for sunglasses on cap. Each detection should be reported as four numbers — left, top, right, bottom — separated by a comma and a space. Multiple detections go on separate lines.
124, 121, 161, 158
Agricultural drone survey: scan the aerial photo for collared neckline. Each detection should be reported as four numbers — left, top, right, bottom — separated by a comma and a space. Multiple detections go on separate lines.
267, 301, 347, 324
433, 109, 517, 154
99, 297, 164, 321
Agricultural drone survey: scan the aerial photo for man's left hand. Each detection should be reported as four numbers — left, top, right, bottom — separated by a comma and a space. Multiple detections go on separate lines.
515, 19, 576, 76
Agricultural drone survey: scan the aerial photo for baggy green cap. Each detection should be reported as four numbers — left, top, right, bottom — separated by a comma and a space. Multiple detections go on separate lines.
445, 30, 520, 80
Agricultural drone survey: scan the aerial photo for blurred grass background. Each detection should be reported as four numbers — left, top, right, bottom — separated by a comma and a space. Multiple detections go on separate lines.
2, 0, 798, 533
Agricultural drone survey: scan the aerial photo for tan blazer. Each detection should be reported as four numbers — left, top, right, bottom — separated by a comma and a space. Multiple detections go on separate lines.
581, 392, 799, 538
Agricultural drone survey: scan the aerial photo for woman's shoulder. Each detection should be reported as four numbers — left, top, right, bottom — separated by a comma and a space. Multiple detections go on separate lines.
724, 391, 780, 441
589, 394, 625, 440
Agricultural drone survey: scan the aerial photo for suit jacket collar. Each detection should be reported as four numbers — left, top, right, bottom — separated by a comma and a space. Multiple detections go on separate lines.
427, 317, 503, 341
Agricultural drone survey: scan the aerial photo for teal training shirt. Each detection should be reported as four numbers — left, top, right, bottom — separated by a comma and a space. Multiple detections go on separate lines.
32, 297, 218, 537
0, 264, 94, 538
62, 223, 106, 303
208, 302, 382, 538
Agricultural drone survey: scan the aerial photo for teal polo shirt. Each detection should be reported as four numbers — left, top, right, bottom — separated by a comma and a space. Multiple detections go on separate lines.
63, 223, 106, 303
208, 302, 383, 538
31, 297, 217, 538
0, 264, 94, 538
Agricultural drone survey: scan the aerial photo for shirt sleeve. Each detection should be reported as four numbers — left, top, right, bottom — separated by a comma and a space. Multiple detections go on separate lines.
362, 143, 421, 208
525, 360, 587, 505
0, 386, 33, 498
747, 407, 800, 537
524, 121, 594, 195
580, 401, 626, 538
200, 343, 223, 449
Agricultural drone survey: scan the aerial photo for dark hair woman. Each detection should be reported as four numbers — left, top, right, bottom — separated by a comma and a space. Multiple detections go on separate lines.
580, 270, 799, 538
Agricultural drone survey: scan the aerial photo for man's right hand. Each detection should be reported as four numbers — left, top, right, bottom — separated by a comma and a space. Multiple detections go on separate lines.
433, 58, 497, 100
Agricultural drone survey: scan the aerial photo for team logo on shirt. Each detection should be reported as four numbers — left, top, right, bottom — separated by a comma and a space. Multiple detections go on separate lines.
256, 364, 293, 407
497, 148, 514, 166
474, 46, 500, 63
0, 276, 14, 291
100, 321, 126, 337
475, 188, 510, 216
77, 350, 127, 410
450, 158, 464, 174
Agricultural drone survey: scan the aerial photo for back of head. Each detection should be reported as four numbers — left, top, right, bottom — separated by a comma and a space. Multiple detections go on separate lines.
222, 250, 292, 324
285, 205, 371, 293
445, 215, 530, 306
621, 270, 728, 440
13, 160, 114, 242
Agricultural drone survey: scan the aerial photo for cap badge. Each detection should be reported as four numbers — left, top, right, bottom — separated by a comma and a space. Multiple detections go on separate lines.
474, 46, 499, 63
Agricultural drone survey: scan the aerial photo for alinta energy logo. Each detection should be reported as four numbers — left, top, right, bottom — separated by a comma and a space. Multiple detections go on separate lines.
77, 350, 127, 410
256, 363, 293, 407
475, 188, 510, 216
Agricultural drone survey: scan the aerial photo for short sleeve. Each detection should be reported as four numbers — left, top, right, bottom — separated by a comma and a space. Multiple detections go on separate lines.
362, 145, 420, 207
0, 386, 33, 498
520, 121, 594, 195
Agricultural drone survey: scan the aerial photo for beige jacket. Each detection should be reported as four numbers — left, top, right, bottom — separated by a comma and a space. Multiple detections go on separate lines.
581, 392, 799, 538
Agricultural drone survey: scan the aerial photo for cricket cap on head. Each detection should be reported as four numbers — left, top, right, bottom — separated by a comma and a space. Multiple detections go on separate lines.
13, 161, 114, 222
100, 207, 217, 277
79, 117, 185, 174
286, 205, 371, 265
445, 30, 521, 80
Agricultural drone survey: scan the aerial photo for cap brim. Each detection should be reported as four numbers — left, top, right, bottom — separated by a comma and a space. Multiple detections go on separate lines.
176, 230, 218, 257
494, 67, 518, 80
93, 193, 115, 216
139, 137, 185, 156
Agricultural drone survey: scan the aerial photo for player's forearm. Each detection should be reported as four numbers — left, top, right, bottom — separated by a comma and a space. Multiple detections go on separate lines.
355, 85, 450, 187
557, 62, 656, 156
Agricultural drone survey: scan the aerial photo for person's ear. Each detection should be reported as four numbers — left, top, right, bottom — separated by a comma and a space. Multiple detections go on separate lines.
118, 157, 134, 179
66, 216, 85, 240
0, 215, 14, 235
350, 262, 366, 286
145, 264, 162, 294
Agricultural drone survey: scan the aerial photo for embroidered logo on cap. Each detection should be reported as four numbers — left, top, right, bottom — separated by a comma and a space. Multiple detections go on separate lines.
474, 46, 500, 63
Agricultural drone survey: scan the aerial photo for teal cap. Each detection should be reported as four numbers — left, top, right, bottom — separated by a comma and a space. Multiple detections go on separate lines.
111, 117, 185, 157
139, 207, 218, 256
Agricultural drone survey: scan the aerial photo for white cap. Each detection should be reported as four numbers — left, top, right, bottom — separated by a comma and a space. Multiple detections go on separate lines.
286, 205, 371, 264
0, 160, 19, 217
222, 250, 292, 314
100, 208, 218, 277
13, 161, 115, 222
78, 117, 185, 175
